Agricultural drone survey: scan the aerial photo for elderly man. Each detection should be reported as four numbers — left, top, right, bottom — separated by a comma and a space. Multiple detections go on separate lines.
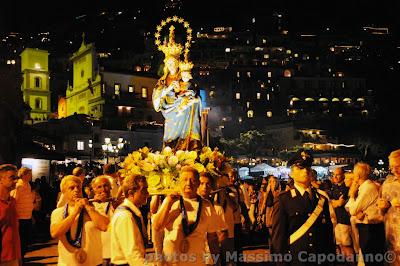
347, 162, 385, 266
57, 167, 88, 208
11, 167, 34, 258
154, 166, 220, 266
50, 175, 109, 266
0, 164, 20, 266
110, 174, 152, 265
91, 176, 115, 266
271, 150, 335, 266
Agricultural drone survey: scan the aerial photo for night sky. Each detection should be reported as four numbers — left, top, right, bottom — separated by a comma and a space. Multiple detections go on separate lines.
1, 0, 398, 35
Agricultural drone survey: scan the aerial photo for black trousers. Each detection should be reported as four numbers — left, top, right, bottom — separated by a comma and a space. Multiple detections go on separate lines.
357, 223, 385, 266
234, 223, 243, 266
19, 219, 32, 257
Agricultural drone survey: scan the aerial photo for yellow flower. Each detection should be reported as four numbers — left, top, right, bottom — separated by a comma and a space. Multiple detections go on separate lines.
182, 159, 195, 166
162, 146, 173, 156
176, 150, 185, 161
148, 172, 161, 187
187, 151, 197, 160
142, 162, 155, 172
131, 151, 142, 162
193, 163, 205, 173
168, 155, 179, 167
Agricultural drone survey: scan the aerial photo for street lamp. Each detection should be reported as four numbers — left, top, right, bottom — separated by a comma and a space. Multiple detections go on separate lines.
102, 137, 126, 164
88, 139, 93, 167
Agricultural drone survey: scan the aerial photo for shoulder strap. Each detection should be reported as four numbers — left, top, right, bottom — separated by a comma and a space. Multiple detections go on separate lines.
116, 206, 147, 246
289, 196, 325, 245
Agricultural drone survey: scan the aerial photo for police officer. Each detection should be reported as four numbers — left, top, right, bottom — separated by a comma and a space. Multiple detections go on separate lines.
271, 150, 335, 266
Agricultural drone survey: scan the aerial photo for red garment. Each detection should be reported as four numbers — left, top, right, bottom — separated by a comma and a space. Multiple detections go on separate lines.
0, 198, 21, 262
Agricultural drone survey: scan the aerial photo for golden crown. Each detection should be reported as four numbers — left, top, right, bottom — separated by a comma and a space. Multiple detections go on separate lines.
158, 25, 183, 59
155, 16, 192, 60
179, 60, 194, 72
179, 50, 194, 71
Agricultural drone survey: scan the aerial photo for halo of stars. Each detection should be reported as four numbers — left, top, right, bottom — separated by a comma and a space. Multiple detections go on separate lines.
154, 16, 192, 56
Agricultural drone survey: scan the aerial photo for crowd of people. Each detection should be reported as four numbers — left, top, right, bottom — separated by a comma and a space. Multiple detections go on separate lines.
1, 149, 400, 265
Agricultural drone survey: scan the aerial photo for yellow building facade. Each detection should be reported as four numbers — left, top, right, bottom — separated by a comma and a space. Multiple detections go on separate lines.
66, 36, 103, 119
20, 48, 51, 123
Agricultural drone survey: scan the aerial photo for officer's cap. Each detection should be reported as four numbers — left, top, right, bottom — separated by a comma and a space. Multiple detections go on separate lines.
288, 150, 313, 168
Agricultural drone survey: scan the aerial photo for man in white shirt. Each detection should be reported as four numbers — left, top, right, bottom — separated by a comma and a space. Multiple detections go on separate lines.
111, 174, 153, 265
50, 175, 109, 266
346, 162, 385, 266
153, 166, 220, 266
91, 176, 115, 266
198, 172, 228, 265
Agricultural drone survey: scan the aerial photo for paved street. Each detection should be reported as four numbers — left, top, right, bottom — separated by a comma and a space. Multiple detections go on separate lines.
24, 240, 270, 265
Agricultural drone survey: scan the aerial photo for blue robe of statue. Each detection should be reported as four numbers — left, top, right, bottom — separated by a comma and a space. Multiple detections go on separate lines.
152, 80, 202, 150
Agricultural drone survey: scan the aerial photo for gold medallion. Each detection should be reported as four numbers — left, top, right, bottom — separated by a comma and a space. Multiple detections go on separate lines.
179, 238, 190, 253
75, 249, 87, 264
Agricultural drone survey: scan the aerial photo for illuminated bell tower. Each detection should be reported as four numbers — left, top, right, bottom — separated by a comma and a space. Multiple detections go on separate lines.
20, 48, 51, 123
65, 33, 103, 118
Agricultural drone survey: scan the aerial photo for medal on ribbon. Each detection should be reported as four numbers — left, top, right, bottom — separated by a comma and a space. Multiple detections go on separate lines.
63, 204, 87, 263
179, 196, 203, 253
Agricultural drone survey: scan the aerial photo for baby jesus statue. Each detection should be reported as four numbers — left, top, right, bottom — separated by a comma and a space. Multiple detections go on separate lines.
176, 60, 199, 116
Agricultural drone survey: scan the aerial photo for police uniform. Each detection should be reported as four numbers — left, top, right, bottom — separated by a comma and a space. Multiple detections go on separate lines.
271, 151, 335, 266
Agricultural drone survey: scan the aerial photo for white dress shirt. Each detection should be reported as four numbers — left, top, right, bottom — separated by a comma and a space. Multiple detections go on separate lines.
111, 199, 148, 265
93, 201, 114, 259
346, 179, 380, 224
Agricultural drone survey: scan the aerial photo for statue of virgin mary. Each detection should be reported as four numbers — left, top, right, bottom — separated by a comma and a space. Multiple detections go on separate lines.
152, 25, 203, 151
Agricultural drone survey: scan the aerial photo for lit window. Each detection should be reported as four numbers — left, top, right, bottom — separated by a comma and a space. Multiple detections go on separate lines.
262, 39, 267, 44
341, 82, 345, 88
77, 141, 84, 151
34, 98, 42, 109
337, 72, 344, 77
236, 72, 240, 78
257, 93, 261, 99
114, 84, 121, 95
209, 91, 215, 98
286, 49, 292, 54
294, 53, 299, 58
238, 117, 243, 123
247, 72, 251, 78
34, 77, 41, 88
267, 111, 273, 117
225, 48, 231, 53
141, 87, 148, 98
260, 83, 265, 88
247, 110, 254, 118
128, 85, 134, 93
284, 70, 291, 77
267, 71, 272, 78
267, 93, 270, 101
264, 54, 269, 59
235, 92, 240, 100
246, 101, 250, 108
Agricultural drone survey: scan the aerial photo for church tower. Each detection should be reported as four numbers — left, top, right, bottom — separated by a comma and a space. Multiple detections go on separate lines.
20, 48, 51, 123
65, 33, 103, 119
